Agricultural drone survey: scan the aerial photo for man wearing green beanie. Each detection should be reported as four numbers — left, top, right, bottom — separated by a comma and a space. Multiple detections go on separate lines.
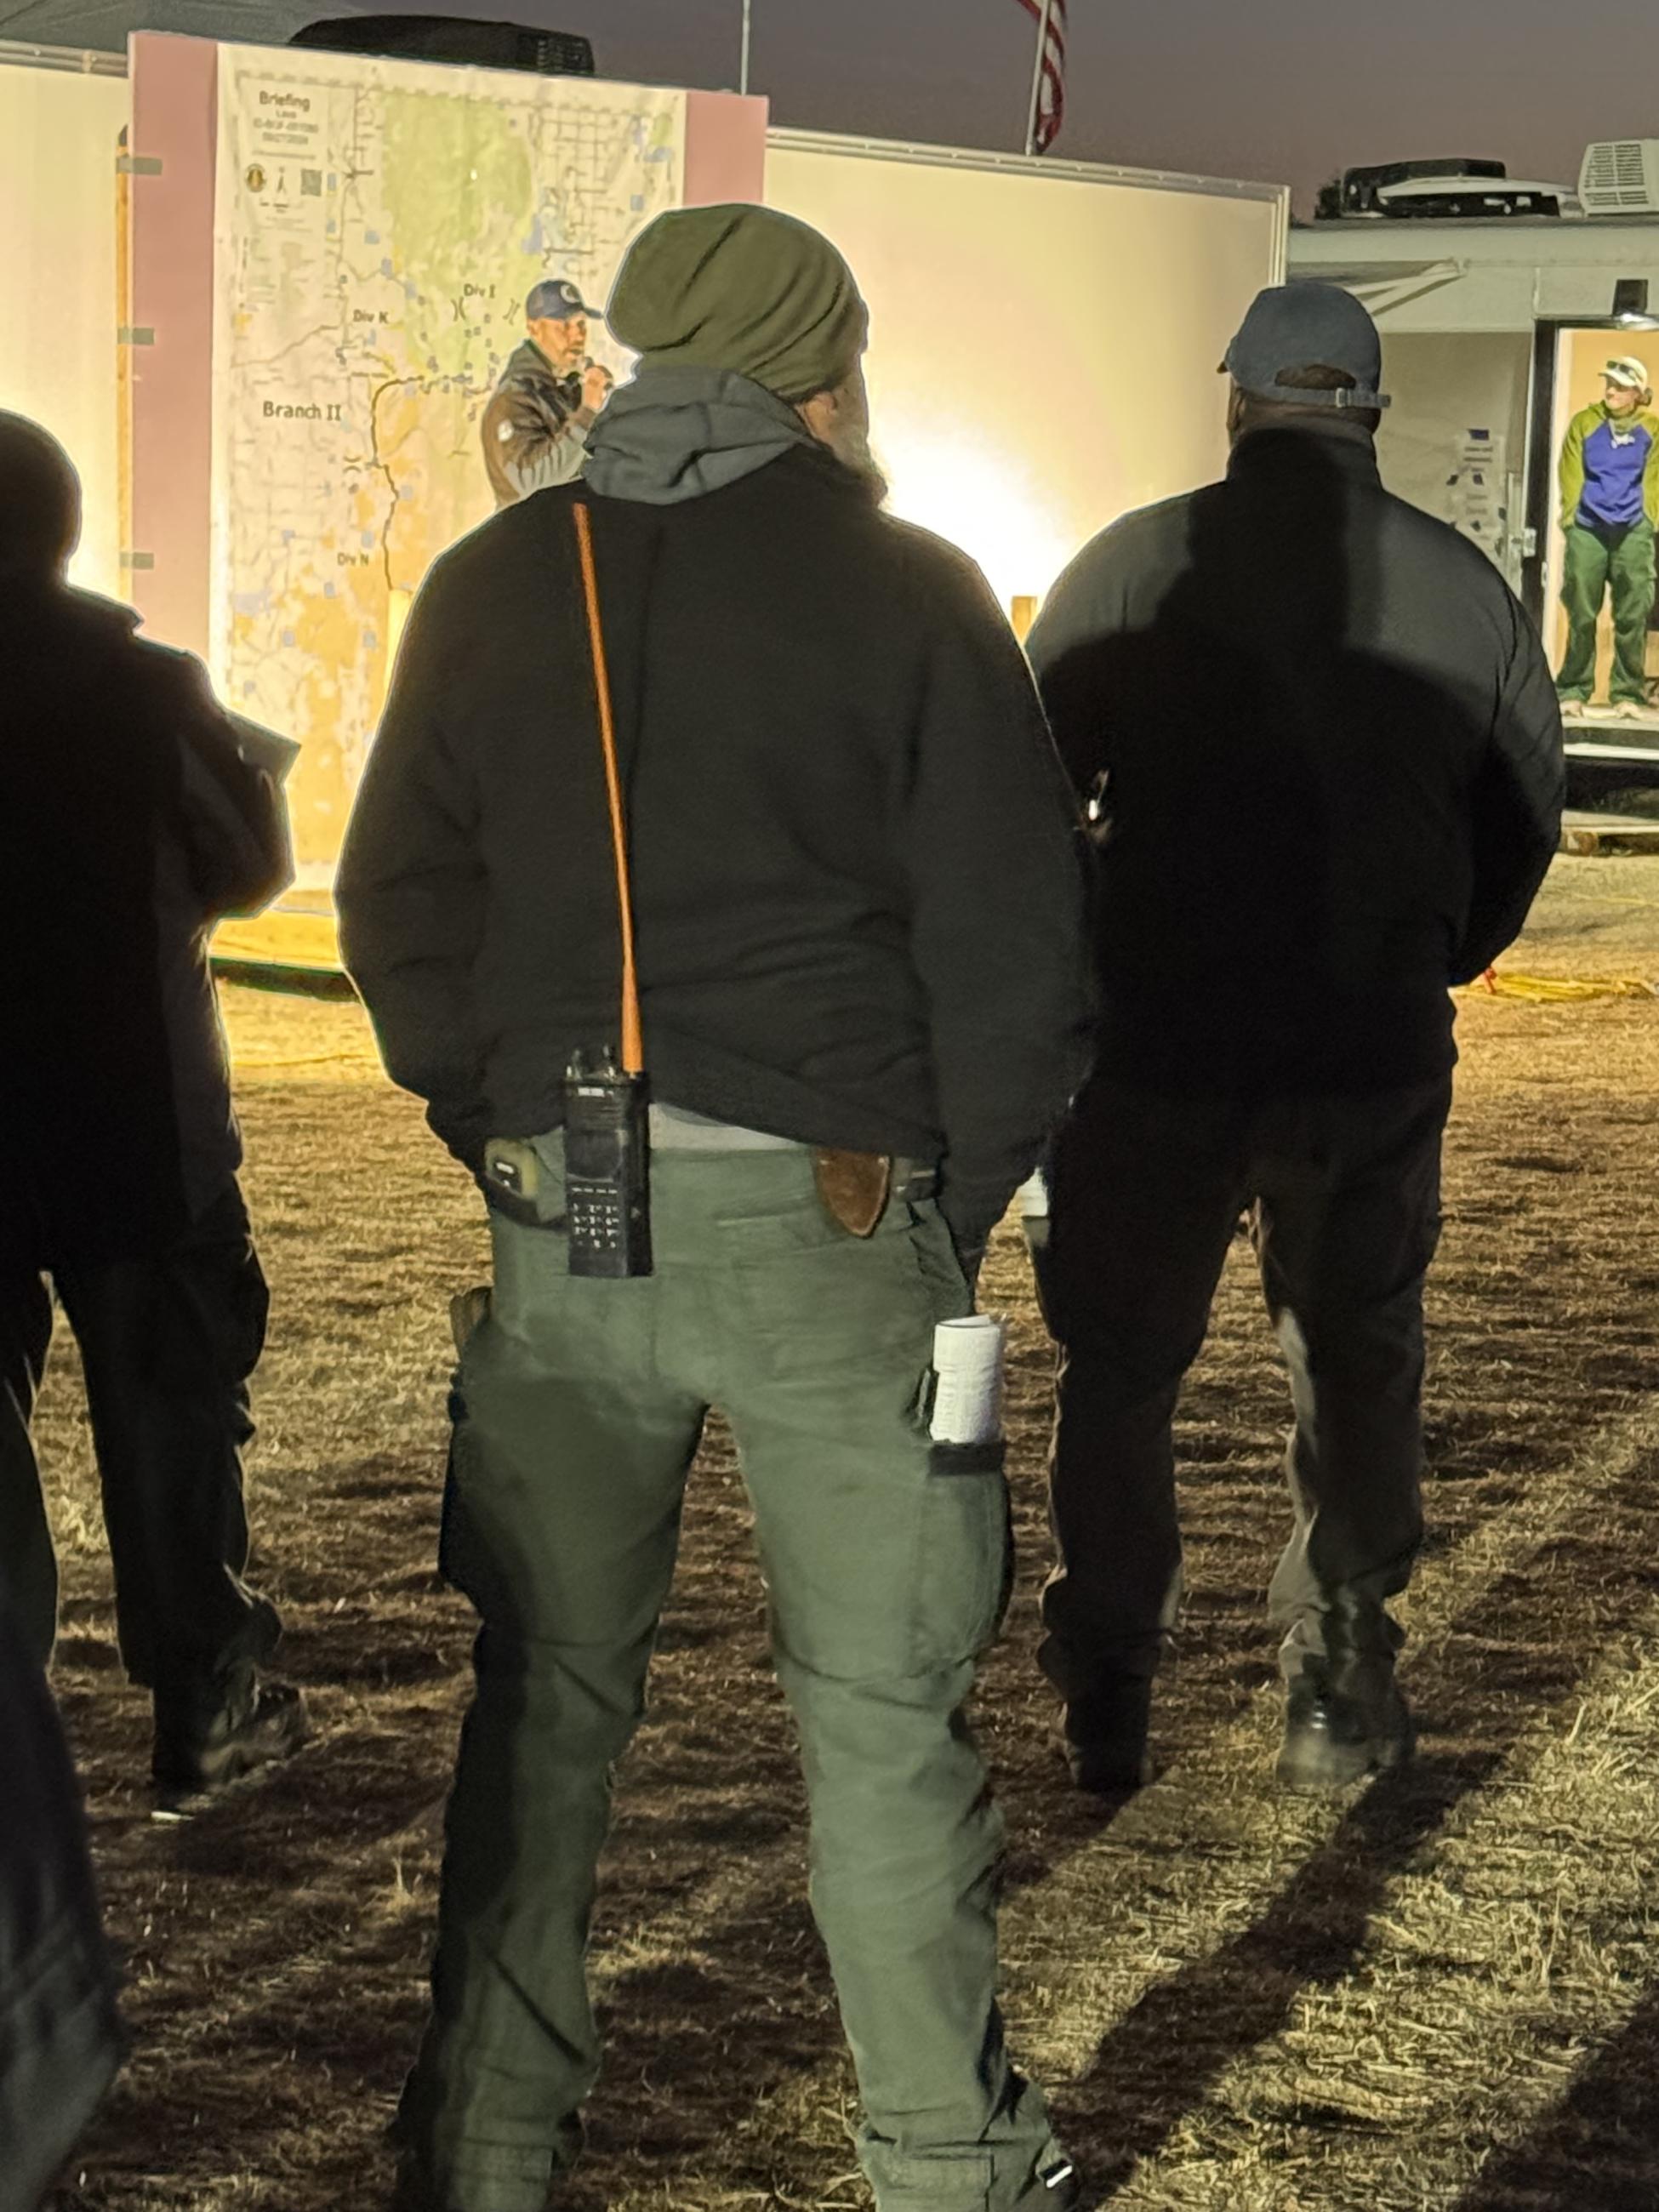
584, 201, 882, 503
342, 201, 1090, 2212
607, 200, 871, 398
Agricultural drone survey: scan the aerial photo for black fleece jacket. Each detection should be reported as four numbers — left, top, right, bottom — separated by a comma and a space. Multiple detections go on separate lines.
337, 445, 1094, 1251
1028, 421, 1565, 1097
1, 584, 290, 1257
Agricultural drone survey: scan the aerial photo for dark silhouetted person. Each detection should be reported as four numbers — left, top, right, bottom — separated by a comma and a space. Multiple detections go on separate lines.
340, 206, 1092, 2212
1026, 285, 1564, 1794
0, 413, 307, 1802
0, 1567, 123, 2212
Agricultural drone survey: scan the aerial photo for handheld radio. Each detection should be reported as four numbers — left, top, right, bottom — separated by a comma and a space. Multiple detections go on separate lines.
563, 501, 653, 1279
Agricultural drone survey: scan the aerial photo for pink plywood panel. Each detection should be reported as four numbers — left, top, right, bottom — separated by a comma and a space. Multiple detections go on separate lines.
684, 89, 768, 208
128, 32, 217, 657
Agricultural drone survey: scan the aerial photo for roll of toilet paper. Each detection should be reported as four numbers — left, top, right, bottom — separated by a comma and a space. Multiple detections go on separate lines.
929, 1314, 1006, 1445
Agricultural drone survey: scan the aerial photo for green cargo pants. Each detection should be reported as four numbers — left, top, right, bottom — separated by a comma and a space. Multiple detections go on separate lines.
1558, 516, 1656, 705
399, 1142, 1065, 2212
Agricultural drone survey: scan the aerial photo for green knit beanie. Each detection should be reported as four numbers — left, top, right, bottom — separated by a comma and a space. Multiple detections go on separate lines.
607, 203, 868, 402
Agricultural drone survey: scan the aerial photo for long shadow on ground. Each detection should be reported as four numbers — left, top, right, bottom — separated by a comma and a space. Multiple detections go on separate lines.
1050, 1443, 1659, 2198
1451, 1981, 1659, 2212
88, 1440, 1652, 2212
60, 1211, 1659, 2211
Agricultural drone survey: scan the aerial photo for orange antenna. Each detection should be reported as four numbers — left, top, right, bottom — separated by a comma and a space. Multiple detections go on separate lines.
573, 502, 643, 1075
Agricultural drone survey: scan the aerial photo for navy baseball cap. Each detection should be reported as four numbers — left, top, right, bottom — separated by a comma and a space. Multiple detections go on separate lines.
525, 277, 596, 322
1224, 282, 1390, 411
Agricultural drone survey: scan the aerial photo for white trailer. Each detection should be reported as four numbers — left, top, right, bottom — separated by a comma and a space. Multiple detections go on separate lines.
766, 131, 1286, 623
1291, 192, 1659, 763
0, 43, 128, 598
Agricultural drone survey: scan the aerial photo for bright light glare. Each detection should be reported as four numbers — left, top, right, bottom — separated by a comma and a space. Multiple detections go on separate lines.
878, 426, 1075, 624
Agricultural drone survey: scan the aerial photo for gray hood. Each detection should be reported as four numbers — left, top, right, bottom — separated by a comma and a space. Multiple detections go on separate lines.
582, 364, 818, 505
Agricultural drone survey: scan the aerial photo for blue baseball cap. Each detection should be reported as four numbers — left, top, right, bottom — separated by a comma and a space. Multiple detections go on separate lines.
525, 277, 596, 322
1224, 282, 1390, 411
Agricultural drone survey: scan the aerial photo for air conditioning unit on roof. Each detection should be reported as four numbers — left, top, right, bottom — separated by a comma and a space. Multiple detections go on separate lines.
1580, 140, 1659, 217
292, 14, 596, 75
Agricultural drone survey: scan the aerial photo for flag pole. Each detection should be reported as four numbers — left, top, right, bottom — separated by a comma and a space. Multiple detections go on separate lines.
739, 0, 753, 95
1023, 0, 1055, 156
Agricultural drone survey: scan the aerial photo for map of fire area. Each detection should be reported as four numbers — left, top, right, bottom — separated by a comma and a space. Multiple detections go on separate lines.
209, 48, 685, 868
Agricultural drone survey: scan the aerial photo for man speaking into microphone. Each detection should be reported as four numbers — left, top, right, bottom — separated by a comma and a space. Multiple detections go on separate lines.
482, 276, 613, 505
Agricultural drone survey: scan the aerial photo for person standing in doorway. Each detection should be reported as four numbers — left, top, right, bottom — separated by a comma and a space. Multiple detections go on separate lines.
1556, 356, 1659, 720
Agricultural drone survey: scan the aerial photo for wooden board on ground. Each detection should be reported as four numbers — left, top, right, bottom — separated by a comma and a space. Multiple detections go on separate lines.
213, 891, 341, 975
1559, 810, 1659, 855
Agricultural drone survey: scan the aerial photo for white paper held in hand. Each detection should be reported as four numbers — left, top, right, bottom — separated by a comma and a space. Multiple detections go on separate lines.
929, 1314, 1006, 1445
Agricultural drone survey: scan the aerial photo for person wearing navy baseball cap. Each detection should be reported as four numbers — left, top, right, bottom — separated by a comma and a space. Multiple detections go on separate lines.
1222, 279, 1391, 415
480, 275, 613, 506
1025, 277, 1565, 1800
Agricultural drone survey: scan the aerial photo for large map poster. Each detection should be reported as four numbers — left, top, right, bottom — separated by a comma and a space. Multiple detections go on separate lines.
208, 48, 686, 870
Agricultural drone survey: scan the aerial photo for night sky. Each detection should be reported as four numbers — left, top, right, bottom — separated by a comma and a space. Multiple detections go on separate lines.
499, 0, 1656, 212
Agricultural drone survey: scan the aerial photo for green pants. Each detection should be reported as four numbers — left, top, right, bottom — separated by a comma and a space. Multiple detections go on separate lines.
401, 1143, 1062, 2212
1558, 517, 1656, 704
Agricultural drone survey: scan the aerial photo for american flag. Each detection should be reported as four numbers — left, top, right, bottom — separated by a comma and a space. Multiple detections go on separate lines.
1016, 0, 1068, 154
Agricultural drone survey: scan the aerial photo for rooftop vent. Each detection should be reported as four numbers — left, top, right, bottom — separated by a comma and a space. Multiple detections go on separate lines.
1316, 158, 1506, 219
1579, 141, 1659, 217
291, 16, 596, 77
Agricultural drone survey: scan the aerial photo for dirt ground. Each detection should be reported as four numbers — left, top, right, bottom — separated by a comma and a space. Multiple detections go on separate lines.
33, 855, 1659, 2212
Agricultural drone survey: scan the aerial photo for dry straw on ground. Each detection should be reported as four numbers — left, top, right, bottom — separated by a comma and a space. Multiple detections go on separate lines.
34, 855, 1659, 2210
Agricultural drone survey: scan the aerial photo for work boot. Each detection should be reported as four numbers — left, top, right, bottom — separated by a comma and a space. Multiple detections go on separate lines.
1054, 1673, 1154, 1795
1276, 1643, 1413, 1792
151, 1663, 309, 1802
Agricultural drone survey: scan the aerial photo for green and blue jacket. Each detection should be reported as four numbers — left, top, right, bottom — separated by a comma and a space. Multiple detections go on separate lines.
1559, 402, 1659, 531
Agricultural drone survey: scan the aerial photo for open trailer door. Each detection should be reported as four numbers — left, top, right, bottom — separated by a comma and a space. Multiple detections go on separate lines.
1525, 320, 1659, 764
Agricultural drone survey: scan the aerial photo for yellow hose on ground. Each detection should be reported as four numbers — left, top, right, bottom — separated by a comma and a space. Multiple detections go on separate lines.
1467, 972, 1656, 1003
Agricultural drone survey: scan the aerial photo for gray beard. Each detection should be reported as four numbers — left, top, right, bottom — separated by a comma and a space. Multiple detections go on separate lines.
822, 419, 890, 506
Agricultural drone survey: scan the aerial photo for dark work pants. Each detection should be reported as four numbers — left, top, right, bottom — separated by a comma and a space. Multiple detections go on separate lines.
0, 1180, 279, 1692
0, 1577, 123, 2212
1034, 1075, 1450, 1694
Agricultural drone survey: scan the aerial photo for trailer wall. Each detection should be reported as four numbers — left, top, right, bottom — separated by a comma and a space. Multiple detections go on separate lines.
767, 133, 1288, 613
0, 49, 128, 596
